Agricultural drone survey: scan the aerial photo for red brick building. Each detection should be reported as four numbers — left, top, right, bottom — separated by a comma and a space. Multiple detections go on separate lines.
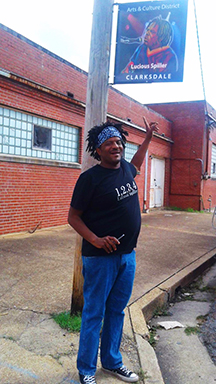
147, 101, 216, 212
0, 24, 215, 235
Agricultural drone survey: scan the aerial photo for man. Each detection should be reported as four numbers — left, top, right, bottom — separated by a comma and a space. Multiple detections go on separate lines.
122, 16, 178, 74
68, 117, 158, 384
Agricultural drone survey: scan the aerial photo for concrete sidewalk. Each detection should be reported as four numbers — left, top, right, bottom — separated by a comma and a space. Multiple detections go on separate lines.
0, 210, 216, 383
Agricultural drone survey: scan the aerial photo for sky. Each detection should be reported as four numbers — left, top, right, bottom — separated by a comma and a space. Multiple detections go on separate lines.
0, 0, 215, 109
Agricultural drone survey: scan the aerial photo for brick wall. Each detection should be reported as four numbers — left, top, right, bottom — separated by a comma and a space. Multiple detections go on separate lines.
0, 161, 80, 235
0, 62, 87, 235
0, 73, 171, 235
202, 108, 216, 210
202, 179, 216, 211
0, 26, 88, 103
0, 76, 85, 127
0, 25, 172, 235
0, 25, 172, 139
147, 101, 215, 211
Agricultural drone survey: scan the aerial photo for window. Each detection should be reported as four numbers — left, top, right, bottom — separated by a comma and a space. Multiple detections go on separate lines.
211, 144, 216, 178
124, 142, 139, 162
0, 106, 80, 163
33, 125, 52, 150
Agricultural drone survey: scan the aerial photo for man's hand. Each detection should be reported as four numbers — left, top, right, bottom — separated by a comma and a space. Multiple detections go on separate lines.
93, 236, 120, 253
68, 207, 122, 254
143, 116, 159, 139
131, 116, 159, 170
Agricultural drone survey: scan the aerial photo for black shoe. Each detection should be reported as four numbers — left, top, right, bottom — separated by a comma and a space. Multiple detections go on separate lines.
79, 374, 97, 384
102, 365, 139, 382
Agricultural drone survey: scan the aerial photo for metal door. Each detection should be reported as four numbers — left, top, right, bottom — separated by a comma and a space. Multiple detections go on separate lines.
150, 158, 165, 208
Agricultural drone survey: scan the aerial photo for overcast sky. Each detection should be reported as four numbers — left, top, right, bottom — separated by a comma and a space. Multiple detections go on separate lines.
1, 0, 215, 109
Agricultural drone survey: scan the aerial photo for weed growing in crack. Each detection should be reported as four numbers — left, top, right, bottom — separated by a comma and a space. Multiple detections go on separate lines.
3, 335, 16, 341
148, 325, 158, 348
52, 311, 81, 332
196, 314, 209, 325
153, 304, 170, 318
137, 368, 149, 382
184, 326, 200, 336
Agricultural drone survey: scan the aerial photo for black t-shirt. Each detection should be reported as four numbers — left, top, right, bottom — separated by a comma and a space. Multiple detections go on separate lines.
71, 158, 141, 256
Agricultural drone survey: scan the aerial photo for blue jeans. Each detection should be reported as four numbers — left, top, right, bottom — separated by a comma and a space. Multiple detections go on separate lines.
77, 251, 136, 376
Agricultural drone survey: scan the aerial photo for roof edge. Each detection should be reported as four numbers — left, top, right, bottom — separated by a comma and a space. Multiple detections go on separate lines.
0, 23, 88, 76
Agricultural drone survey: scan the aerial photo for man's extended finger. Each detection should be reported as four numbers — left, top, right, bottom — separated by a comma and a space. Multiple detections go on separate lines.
143, 116, 149, 129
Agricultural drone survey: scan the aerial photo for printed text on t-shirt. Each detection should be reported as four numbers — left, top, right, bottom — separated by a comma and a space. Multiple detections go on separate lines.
115, 181, 138, 201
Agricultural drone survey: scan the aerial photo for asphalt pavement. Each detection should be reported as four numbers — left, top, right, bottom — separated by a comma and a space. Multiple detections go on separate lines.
0, 209, 216, 384
150, 263, 216, 384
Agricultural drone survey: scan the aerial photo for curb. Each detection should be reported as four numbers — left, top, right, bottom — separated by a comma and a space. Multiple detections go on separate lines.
128, 250, 216, 384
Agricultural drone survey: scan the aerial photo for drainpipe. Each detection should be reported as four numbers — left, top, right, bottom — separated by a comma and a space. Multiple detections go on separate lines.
143, 150, 148, 213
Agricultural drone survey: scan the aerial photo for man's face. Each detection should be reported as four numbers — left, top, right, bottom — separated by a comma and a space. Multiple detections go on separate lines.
144, 23, 160, 50
96, 136, 123, 168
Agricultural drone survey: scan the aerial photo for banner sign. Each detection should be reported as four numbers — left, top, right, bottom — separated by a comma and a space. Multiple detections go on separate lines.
114, 0, 188, 84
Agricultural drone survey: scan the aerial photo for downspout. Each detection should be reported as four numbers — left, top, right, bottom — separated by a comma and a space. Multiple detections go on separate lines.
143, 150, 148, 213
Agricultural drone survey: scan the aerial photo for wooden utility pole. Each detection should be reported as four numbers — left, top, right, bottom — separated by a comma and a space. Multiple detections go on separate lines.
71, 0, 115, 314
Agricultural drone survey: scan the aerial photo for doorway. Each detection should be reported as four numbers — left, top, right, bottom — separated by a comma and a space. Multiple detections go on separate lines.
150, 157, 165, 208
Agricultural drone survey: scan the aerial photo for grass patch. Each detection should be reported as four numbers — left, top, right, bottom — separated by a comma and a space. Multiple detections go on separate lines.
153, 304, 169, 317
186, 207, 203, 213
167, 206, 183, 211
167, 206, 205, 213
199, 285, 216, 293
196, 314, 209, 325
137, 368, 149, 382
199, 286, 210, 292
52, 311, 82, 332
189, 276, 203, 290
181, 293, 195, 301
148, 326, 158, 347
184, 326, 200, 336
3, 335, 16, 341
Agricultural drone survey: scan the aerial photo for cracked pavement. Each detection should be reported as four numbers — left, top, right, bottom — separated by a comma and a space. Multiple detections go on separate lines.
0, 226, 139, 383
0, 227, 81, 383
1, 211, 216, 383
